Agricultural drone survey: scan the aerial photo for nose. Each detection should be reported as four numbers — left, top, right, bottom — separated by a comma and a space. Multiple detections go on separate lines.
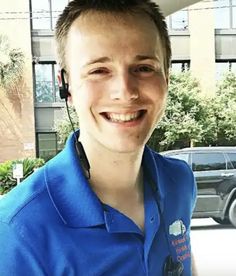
110, 72, 139, 101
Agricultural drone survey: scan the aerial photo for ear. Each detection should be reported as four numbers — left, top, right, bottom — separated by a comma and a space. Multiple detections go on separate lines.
165, 71, 170, 88
57, 70, 62, 87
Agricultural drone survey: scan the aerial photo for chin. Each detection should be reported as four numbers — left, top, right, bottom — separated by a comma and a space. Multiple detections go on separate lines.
105, 139, 146, 154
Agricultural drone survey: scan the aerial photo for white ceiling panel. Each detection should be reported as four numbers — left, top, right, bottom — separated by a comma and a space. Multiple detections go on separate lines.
155, 0, 202, 16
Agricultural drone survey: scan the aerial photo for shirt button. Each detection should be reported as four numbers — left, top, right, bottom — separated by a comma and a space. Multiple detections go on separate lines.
150, 217, 155, 223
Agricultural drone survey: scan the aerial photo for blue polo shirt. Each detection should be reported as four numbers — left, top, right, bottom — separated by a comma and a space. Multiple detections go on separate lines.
0, 133, 196, 276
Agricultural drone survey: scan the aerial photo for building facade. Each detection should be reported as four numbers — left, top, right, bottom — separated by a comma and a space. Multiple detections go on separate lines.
0, 0, 35, 163
0, 0, 236, 162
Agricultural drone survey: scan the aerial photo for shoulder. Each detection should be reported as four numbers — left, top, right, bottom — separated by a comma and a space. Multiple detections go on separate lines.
150, 148, 194, 180
145, 147, 196, 204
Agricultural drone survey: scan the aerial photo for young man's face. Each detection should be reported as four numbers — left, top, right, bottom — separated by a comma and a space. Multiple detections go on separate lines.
66, 11, 168, 153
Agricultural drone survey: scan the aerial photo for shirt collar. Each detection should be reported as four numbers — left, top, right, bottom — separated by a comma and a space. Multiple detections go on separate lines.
44, 132, 165, 228
142, 146, 165, 205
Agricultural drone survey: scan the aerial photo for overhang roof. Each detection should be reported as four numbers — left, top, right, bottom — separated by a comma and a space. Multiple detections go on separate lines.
155, 0, 201, 16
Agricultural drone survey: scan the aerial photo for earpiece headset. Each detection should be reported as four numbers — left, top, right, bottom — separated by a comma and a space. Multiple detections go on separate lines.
59, 68, 184, 275
59, 69, 90, 179
59, 68, 70, 100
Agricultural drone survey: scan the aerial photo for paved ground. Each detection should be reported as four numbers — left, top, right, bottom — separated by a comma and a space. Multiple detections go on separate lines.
191, 218, 236, 276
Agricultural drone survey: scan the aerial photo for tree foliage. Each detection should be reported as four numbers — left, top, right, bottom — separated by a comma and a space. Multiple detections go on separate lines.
0, 35, 24, 89
54, 106, 79, 145
149, 72, 207, 151
214, 72, 236, 144
0, 158, 45, 194
149, 71, 236, 151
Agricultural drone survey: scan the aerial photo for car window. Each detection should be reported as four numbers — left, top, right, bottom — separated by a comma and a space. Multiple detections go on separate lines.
227, 153, 236, 169
192, 152, 226, 171
168, 153, 189, 163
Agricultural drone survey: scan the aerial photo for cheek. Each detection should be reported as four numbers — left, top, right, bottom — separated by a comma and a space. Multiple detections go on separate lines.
146, 79, 168, 105
70, 81, 104, 112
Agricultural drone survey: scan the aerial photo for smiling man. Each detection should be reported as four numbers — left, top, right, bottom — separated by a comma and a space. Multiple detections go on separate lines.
0, 1, 196, 275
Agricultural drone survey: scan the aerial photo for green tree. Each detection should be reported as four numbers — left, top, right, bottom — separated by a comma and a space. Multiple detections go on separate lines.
214, 72, 236, 145
35, 80, 54, 103
0, 158, 45, 194
148, 72, 207, 151
54, 106, 79, 145
0, 35, 24, 89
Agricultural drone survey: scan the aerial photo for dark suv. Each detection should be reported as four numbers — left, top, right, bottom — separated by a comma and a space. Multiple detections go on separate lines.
161, 147, 236, 227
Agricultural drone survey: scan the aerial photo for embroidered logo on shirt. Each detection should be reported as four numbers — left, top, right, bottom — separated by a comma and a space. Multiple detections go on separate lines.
169, 220, 186, 236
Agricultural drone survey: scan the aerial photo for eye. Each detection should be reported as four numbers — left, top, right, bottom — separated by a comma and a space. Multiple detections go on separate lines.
134, 65, 155, 73
89, 68, 109, 75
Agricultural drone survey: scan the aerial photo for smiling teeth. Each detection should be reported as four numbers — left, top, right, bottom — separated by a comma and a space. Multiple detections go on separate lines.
108, 112, 139, 122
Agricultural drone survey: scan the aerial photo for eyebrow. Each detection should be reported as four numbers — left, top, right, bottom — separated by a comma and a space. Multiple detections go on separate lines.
135, 55, 161, 62
84, 55, 161, 67
85, 57, 111, 66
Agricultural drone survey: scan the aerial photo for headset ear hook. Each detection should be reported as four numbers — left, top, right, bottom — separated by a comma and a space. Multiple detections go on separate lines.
58, 68, 70, 100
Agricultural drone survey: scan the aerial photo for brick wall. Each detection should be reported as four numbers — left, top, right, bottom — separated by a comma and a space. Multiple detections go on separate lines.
0, 0, 35, 163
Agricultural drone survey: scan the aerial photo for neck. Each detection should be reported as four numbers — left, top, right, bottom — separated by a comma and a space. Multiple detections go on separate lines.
79, 136, 144, 192
78, 133, 145, 230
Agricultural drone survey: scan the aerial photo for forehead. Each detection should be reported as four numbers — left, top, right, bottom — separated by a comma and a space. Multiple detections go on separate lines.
68, 10, 161, 44
72, 10, 157, 33
66, 11, 164, 67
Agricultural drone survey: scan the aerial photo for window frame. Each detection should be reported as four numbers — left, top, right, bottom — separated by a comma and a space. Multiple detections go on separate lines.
225, 152, 236, 169
171, 61, 190, 73
191, 152, 228, 172
36, 131, 60, 160
33, 61, 62, 104
215, 60, 236, 80
215, 0, 236, 30
31, 0, 69, 31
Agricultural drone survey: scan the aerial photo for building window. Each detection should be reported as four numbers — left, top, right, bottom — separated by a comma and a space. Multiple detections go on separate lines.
215, 0, 236, 29
166, 10, 188, 30
233, 0, 236, 28
231, 62, 236, 72
31, 0, 68, 30
171, 61, 190, 73
216, 61, 236, 80
36, 132, 62, 161
34, 63, 61, 103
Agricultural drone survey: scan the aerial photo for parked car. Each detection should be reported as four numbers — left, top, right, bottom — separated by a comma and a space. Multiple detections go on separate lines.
161, 147, 236, 227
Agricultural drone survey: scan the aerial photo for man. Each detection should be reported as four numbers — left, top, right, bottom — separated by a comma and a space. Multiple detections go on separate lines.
0, 0, 196, 275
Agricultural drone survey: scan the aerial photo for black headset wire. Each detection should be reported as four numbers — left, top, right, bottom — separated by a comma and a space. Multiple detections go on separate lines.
65, 99, 77, 143
61, 68, 91, 180
144, 165, 184, 276
65, 99, 91, 179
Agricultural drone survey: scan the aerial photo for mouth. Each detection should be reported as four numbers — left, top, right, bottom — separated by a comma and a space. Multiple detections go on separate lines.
101, 110, 146, 123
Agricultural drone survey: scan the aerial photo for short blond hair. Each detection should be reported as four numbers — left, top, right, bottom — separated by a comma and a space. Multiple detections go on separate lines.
55, 0, 171, 76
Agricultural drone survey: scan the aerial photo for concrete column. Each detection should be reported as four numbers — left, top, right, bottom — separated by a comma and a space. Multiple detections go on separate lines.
189, 1, 216, 96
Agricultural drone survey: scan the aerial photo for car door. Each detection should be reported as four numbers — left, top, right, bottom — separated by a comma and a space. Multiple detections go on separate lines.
191, 151, 230, 216
224, 152, 236, 195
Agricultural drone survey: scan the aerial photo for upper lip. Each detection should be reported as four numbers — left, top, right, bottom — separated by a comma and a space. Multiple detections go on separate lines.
100, 109, 146, 115
99, 107, 147, 114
